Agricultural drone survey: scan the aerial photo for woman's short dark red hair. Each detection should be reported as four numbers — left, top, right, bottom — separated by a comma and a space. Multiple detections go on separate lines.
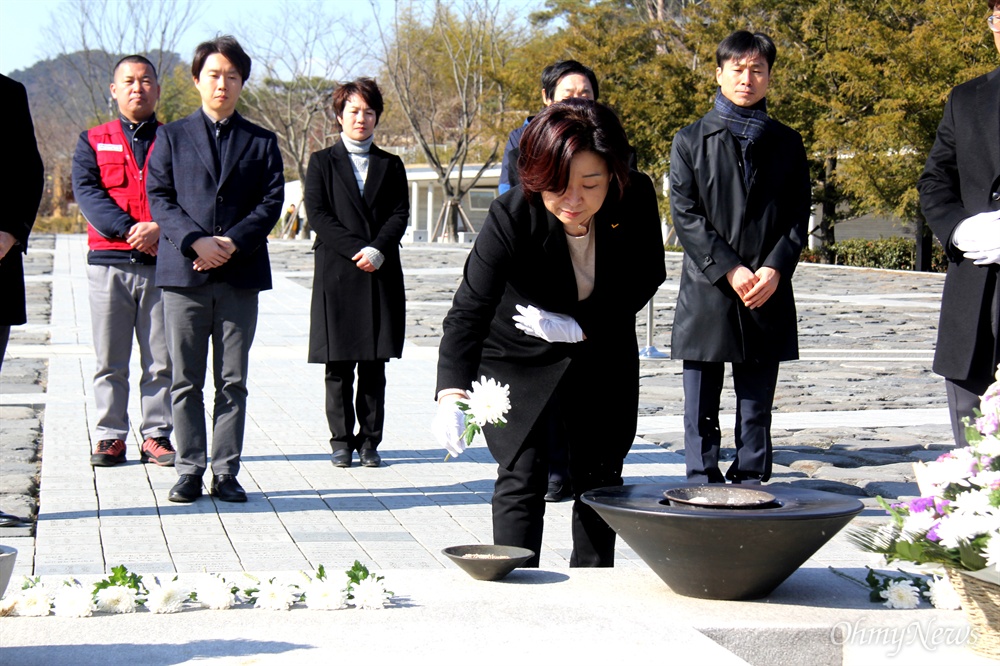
517, 99, 631, 200
332, 77, 384, 127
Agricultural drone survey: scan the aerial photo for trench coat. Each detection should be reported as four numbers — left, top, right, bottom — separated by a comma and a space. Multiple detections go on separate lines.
435, 173, 666, 468
304, 141, 409, 362
918, 67, 1000, 382
669, 109, 810, 363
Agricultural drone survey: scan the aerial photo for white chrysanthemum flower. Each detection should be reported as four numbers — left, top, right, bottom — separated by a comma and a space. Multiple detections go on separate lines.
975, 436, 1000, 457
970, 468, 1000, 489
303, 580, 348, 610
935, 512, 993, 550
95, 585, 138, 614
924, 449, 978, 489
925, 576, 962, 610
951, 489, 994, 515
52, 586, 93, 617
13, 588, 51, 616
350, 576, 391, 610
196, 577, 236, 610
147, 582, 188, 614
900, 510, 936, 542
465, 376, 511, 427
985, 532, 1000, 568
880, 580, 921, 609
253, 580, 296, 611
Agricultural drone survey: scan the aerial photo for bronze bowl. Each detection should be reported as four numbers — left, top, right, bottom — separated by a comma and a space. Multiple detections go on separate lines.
442, 545, 535, 581
583, 483, 863, 600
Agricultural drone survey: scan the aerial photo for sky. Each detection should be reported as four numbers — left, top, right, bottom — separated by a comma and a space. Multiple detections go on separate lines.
0, 0, 538, 77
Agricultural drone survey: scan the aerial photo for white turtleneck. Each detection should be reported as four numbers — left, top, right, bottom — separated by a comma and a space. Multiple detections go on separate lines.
341, 133, 374, 194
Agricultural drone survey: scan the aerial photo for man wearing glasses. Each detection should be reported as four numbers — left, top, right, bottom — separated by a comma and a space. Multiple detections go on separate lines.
919, 1, 1000, 444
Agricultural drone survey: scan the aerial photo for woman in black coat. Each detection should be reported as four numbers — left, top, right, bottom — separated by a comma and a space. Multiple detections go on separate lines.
433, 100, 666, 567
304, 78, 409, 469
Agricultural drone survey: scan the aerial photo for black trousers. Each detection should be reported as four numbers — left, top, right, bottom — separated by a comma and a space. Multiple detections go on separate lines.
324, 360, 385, 452
683, 359, 779, 483
492, 393, 623, 568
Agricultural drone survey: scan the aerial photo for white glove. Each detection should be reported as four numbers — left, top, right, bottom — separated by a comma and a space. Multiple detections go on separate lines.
432, 397, 467, 457
964, 247, 1000, 266
953, 211, 1000, 252
512, 304, 584, 343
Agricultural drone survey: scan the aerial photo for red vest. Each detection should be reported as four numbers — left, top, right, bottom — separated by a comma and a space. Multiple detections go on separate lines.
85, 120, 157, 251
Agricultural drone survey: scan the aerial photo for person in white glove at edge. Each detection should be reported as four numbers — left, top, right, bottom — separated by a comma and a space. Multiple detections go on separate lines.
432, 99, 665, 568
917, 0, 1000, 444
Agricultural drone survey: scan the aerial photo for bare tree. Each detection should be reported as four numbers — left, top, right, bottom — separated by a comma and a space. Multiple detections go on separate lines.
46, 0, 200, 123
33, 0, 199, 218
373, 0, 517, 241
239, 0, 373, 188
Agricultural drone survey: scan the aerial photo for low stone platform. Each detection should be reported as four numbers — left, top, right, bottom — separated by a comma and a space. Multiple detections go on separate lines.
1, 235, 988, 665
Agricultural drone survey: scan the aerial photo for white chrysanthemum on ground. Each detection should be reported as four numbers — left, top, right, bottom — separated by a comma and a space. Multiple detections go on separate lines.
229, 573, 260, 602
13, 588, 51, 616
196, 577, 236, 610
303, 580, 349, 610
925, 576, 962, 610
52, 586, 93, 617
350, 577, 391, 610
95, 585, 138, 614
880, 580, 920, 609
147, 582, 188, 614
254, 581, 296, 611
465, 376, 511, 427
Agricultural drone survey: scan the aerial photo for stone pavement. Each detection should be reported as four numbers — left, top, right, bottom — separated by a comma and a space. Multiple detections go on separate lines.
1, 235, 990, 666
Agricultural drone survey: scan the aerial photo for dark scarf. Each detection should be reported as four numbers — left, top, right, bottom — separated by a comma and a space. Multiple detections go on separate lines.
714, 88, 769, 190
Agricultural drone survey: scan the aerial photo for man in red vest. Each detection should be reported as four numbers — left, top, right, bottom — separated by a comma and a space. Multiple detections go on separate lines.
72, 55, 173, 468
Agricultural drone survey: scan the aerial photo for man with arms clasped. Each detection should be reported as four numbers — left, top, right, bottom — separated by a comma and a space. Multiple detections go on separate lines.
918, 0, 1000, 444
72, 55, 174, 469
669, 31, 810, 485
147, 36, 284, 503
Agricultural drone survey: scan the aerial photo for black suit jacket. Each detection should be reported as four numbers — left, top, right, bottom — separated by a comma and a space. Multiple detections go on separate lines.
436, 174, 665, 467
918, 67, 1000, 381
0, 74, 44, 326
304, 140, 409, 361
146, 110, 284, 290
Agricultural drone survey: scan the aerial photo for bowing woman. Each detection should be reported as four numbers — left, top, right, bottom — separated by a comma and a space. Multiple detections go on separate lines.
304, 78, 409, 469
433, 99, 665, 567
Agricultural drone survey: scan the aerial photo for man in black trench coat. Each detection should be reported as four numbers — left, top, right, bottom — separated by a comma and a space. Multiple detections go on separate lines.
669, 31, 811, 484
918, 0, 1000, 444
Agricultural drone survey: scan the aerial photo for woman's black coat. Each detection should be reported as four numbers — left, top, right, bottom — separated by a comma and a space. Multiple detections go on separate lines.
436, 173, 666, 468
669, 109, 810, 363
304, 140, 409, 362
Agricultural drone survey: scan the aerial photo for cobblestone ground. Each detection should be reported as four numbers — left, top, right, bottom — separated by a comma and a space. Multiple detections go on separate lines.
0, 236, 954, 535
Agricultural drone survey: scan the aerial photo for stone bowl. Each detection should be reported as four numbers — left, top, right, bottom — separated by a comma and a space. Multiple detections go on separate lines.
583, 483, 863, 600
0, 545, 18, 600
442, 545, 535, 581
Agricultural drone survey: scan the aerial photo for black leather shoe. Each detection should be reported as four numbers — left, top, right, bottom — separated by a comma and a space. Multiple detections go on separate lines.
544, 481, 573, 503
211, 474, 247, 503
168, 475, 203, 503
359, 449, 381, 467
331, 449, 352, 468
0, 510, 21, 527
